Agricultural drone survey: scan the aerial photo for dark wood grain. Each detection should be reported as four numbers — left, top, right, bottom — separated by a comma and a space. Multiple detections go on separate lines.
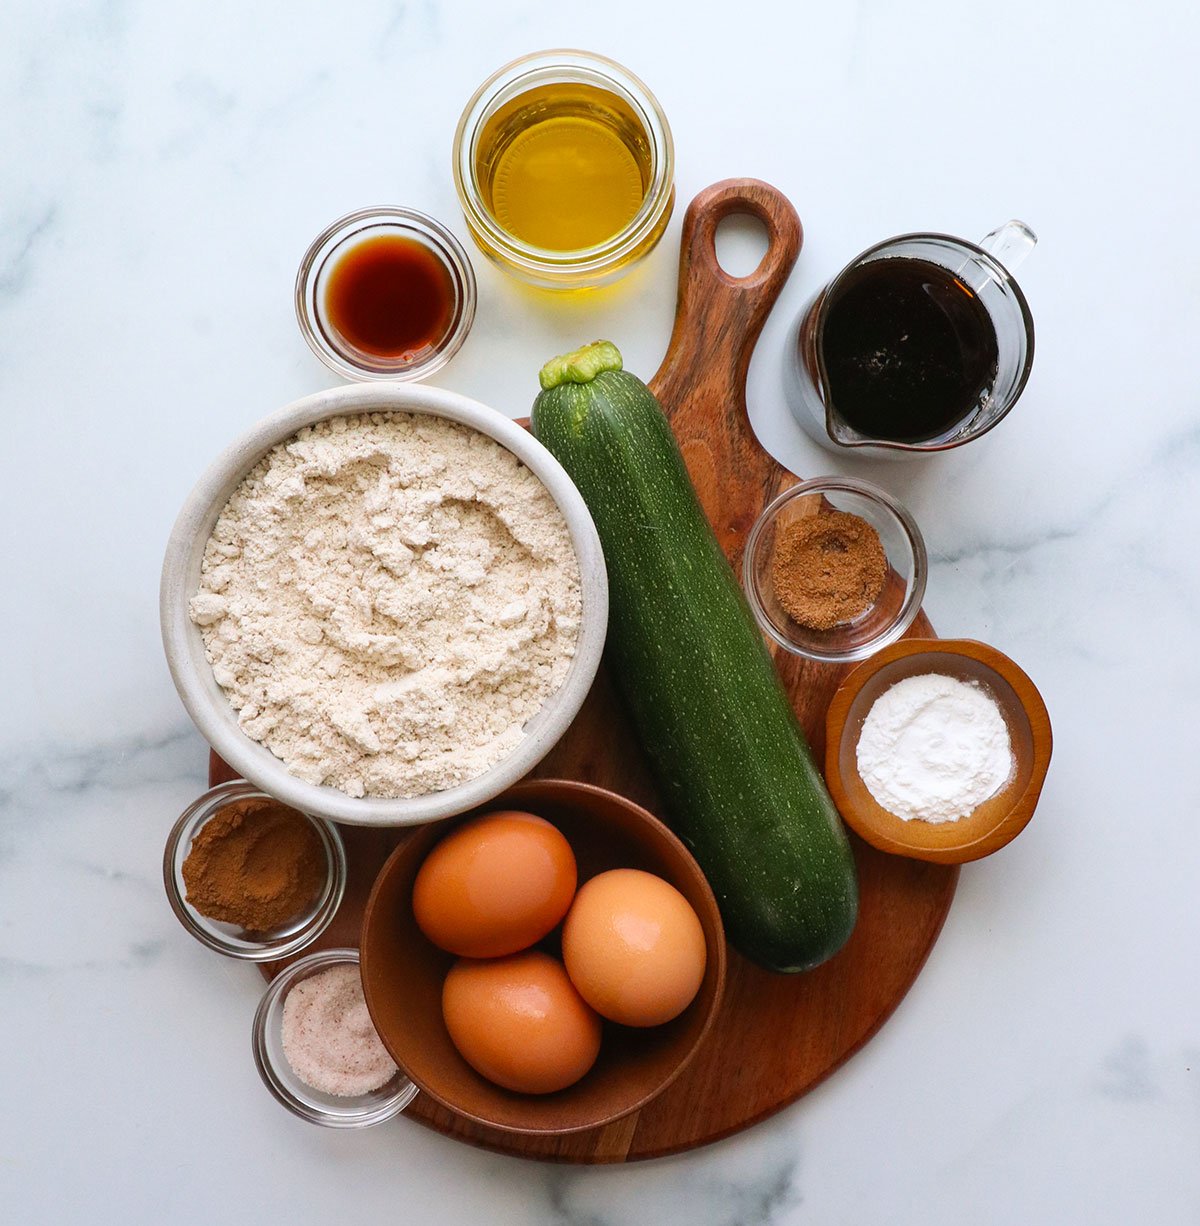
223, 179, 957, 1162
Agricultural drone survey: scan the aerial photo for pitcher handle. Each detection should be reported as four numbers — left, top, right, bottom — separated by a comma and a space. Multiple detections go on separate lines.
978, 220, 1037, 275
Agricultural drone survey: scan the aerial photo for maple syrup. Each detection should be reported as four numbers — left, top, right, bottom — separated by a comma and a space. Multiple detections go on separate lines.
821, 258, 1000, 443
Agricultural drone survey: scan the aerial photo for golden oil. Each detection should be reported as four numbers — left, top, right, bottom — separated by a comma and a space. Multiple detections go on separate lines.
454, 52, 675, 289
475, 83, 650, 252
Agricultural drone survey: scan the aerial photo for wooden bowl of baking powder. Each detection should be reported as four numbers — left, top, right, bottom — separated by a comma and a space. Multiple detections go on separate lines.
825, 638, 1053, 863
160, 383, 608, 827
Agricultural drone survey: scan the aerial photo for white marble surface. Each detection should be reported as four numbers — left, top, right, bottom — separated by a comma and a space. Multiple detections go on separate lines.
2, 1, 1197, 1221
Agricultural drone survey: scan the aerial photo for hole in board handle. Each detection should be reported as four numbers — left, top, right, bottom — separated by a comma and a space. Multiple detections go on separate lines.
714, 213, 770, 279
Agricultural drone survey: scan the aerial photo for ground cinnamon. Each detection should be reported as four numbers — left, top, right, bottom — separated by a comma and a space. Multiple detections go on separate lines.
770, 509, 887, 631
182, 797, 326, 932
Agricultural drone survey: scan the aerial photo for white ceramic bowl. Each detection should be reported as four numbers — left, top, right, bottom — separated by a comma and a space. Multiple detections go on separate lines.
161, 383, 607, 827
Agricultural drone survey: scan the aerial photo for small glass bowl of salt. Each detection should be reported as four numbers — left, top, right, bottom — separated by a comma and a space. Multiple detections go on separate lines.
252, 947, 418, 1127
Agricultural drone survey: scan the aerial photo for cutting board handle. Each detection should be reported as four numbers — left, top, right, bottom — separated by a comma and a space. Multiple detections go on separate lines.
651, 179, 802, 421
650, 179, 803, 557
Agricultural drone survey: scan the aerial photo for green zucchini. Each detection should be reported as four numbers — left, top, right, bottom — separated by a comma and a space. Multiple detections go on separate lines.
532, 341, 857, 973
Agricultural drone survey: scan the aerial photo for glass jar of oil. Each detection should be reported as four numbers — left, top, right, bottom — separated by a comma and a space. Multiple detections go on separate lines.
453, 50, 675, 290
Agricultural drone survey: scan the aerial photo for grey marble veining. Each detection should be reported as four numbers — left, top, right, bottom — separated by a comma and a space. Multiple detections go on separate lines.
0, 206, 58, 298
2, 1, 1198, 1222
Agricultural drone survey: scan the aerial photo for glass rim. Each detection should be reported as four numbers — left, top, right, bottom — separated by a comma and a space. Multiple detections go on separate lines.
294, 206, 477, 383
162, 779, 347, 961
811, 231, 1036, 453
452, 48, 675, 275
742, 476, 929, 664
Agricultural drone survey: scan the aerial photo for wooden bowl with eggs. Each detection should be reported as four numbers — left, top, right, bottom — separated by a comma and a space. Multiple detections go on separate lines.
360, 779, 726, 1136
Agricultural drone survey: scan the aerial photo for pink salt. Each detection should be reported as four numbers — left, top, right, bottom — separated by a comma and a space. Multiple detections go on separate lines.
281, 964, 397, 1097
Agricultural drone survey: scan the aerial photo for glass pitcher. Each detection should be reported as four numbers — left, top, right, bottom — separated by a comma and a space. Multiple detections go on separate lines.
786, 221, 1036, 458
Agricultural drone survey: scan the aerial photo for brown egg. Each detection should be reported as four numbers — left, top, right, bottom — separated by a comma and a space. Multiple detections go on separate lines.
562, 869, 707, 1027
412, 811, 576, 958
442, 951, 602, 1094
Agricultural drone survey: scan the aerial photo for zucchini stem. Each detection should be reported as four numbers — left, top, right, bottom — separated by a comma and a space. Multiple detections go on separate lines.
538, 340, 624, 390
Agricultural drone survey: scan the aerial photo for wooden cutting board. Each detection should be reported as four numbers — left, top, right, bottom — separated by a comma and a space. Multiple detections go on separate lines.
221, 179, 957, 1162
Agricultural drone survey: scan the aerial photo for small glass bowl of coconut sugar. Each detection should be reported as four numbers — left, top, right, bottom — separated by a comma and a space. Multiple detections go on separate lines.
743, 476, 928, 664
252, 947, 418, 1127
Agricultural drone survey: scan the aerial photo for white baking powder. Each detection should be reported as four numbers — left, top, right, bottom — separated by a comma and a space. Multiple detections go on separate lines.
190, 412, 581, 798
855, 673, 1013, 823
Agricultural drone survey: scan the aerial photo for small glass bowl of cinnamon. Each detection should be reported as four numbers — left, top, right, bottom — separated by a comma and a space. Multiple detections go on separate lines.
163, 780, 347, 961
743, 476, 928, 663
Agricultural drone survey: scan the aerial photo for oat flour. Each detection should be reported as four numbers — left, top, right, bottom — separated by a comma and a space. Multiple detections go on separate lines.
190, 412, 581, 798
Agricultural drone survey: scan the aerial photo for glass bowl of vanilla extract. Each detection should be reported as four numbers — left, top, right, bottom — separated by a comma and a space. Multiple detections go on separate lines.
295, 206, 477, 382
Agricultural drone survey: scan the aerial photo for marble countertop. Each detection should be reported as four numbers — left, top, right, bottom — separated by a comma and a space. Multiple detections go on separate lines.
3, 2, 1197, 1222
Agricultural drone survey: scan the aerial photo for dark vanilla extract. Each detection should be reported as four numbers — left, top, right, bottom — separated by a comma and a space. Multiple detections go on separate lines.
323, 234, 454, 360
821, 257, 999, 443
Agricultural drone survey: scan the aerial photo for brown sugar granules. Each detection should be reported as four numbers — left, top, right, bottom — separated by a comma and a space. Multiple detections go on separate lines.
770, 510, 887, 631
182, 797, 327, 932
